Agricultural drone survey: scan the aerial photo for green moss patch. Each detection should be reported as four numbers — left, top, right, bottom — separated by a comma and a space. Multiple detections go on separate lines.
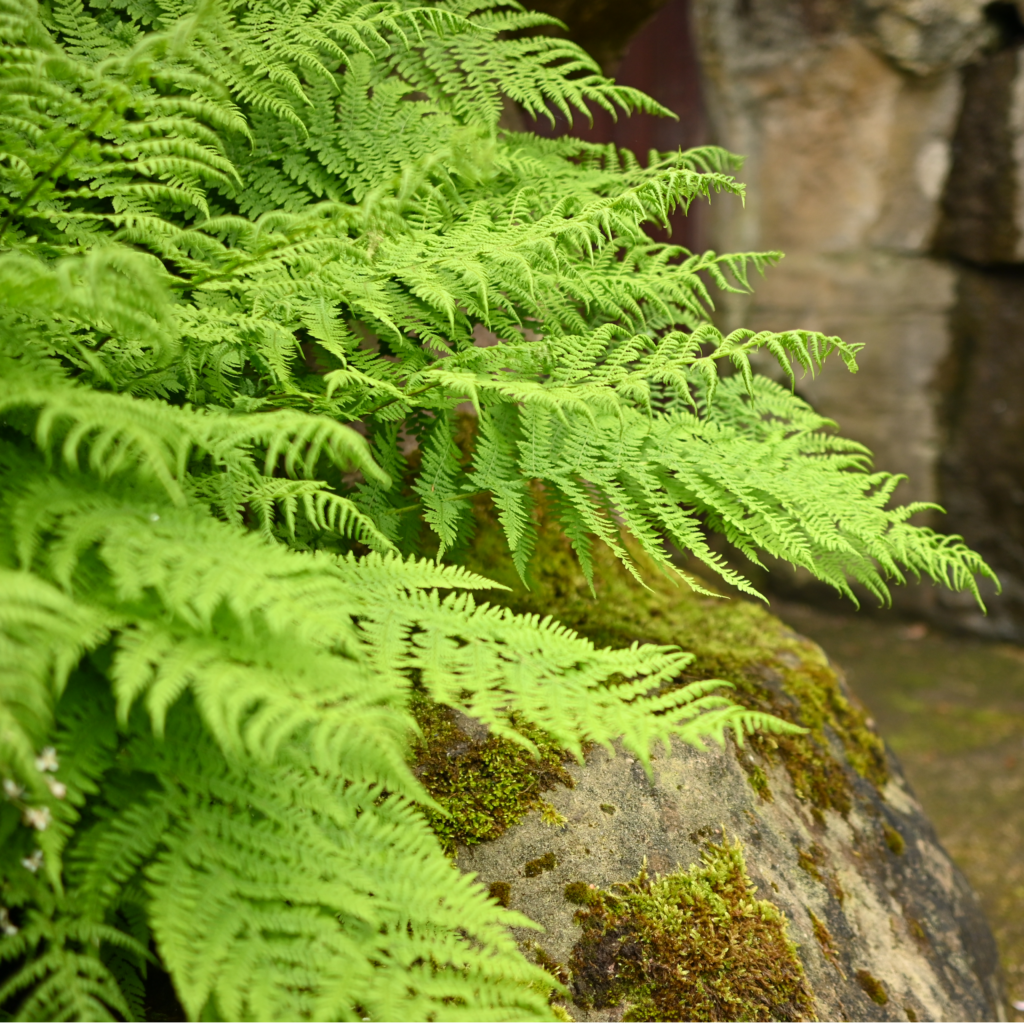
855, 969, 888, 1006
464, 504, 887, 818
525, 852, 558, 877
883, 822, 906, 855
564, 839, 816, 1022
410, 695, 574, 853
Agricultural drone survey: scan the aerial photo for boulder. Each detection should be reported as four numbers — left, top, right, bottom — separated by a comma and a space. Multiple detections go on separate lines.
421, 523, 1007, 1021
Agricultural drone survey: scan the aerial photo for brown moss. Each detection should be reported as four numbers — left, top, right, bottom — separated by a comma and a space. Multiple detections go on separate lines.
487, 880, 511, 908
410, 694, 575, 853
856, 969, 889, 1005
795, 843, 843, 903
809, 911, 844, 976
797, 846, 825, 884
525, 851, 558, 877
566, 839, 816, 1022
883, 822, 906, 855
533, 945, 570, 986
462, 500, 888, 819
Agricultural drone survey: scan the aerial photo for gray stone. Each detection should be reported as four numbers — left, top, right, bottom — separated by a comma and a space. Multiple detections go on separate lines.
935, 46, 1024, 264
457, 728, 1006, 1021
935, 264, 1024, 640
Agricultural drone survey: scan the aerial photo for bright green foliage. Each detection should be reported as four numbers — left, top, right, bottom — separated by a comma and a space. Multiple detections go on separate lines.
0, 0, 993, 1018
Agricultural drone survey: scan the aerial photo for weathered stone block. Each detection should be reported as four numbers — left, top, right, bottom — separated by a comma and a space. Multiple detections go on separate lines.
935, 45, 1024, 264
936, 264, 1024, 637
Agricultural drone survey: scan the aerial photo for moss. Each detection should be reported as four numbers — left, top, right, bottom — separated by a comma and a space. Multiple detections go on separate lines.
528, 944, 574, 1021
600, 803, 617, 815
462, 502, 888, 819
534, 945, 570, 986
564, 881, 602, 907
737, 752, 773, 802
797, 847, 824, 884
539, 800, 568, 826
797, 844, 844, 903
809, 911, 844, 976
883, 822, 906, 855
855, 969, 888, 1006
487, 880, 511, 908
525, 851, 558, 877
410, 694, 575, 853
565, 839, 815, 1022
905, 1005, 918, 1021
905, 914, 927, 944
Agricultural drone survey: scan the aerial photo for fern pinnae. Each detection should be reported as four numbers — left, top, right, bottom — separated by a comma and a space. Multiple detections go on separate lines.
0, 0, 998, 1017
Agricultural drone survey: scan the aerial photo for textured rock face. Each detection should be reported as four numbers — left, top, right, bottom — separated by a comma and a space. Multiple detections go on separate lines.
458, 734, 1003, 1021
693, 0, 966, 518
688, 0, 1024, 626
935, 265, 1024, 637
859, 0, 994, 75
935, 46, 1024, 263
931, 29, 1024, 638
441, 524, 1007, 1021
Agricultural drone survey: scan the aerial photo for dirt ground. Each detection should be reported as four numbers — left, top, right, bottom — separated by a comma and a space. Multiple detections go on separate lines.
772, 600, 1024, 1021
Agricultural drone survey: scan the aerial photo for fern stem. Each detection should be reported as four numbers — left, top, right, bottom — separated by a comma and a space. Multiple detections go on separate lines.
367, 380, 443, 415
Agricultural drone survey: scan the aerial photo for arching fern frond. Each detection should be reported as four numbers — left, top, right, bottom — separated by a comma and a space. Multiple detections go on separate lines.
0, 0, 995, 1018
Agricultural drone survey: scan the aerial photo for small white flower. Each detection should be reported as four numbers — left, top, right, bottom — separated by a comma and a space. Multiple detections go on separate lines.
2, 778, 23, 800
34, 747, 58, 773
0, 908, 17, 937
20, 849, 43, 873
148, 513, 160, 522
23, 806, 51, 831
45, 778, 66, 800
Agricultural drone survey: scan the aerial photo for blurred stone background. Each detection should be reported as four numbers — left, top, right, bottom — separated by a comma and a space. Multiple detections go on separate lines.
528, 0, 1024, 641
519, 1, 1024, 1015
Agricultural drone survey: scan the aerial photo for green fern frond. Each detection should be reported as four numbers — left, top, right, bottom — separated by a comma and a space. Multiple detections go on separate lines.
0, 0, 996, 1017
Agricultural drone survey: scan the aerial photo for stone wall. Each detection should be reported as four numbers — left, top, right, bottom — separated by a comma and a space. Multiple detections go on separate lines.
531, 0, 1024, 635
694, 0, 1024, 632
694, 1, 960, 509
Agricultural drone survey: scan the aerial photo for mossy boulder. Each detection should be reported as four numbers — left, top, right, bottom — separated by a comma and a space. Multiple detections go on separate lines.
415, 514, 1006, 1021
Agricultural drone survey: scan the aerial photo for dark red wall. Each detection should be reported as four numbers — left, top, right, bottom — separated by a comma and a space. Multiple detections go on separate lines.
526, 0, 708, 249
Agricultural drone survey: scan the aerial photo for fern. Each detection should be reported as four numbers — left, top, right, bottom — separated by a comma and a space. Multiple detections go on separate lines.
0, 0, 995, 1019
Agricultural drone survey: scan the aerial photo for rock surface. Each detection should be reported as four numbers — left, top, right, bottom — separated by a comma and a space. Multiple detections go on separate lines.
686, 0, 1024, 628
935, 46, 1024, 264
438, 522, 1008, 1021
935, 264, 1024, 638
693, 0, 965, 517
458, 732, 1003, 1021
